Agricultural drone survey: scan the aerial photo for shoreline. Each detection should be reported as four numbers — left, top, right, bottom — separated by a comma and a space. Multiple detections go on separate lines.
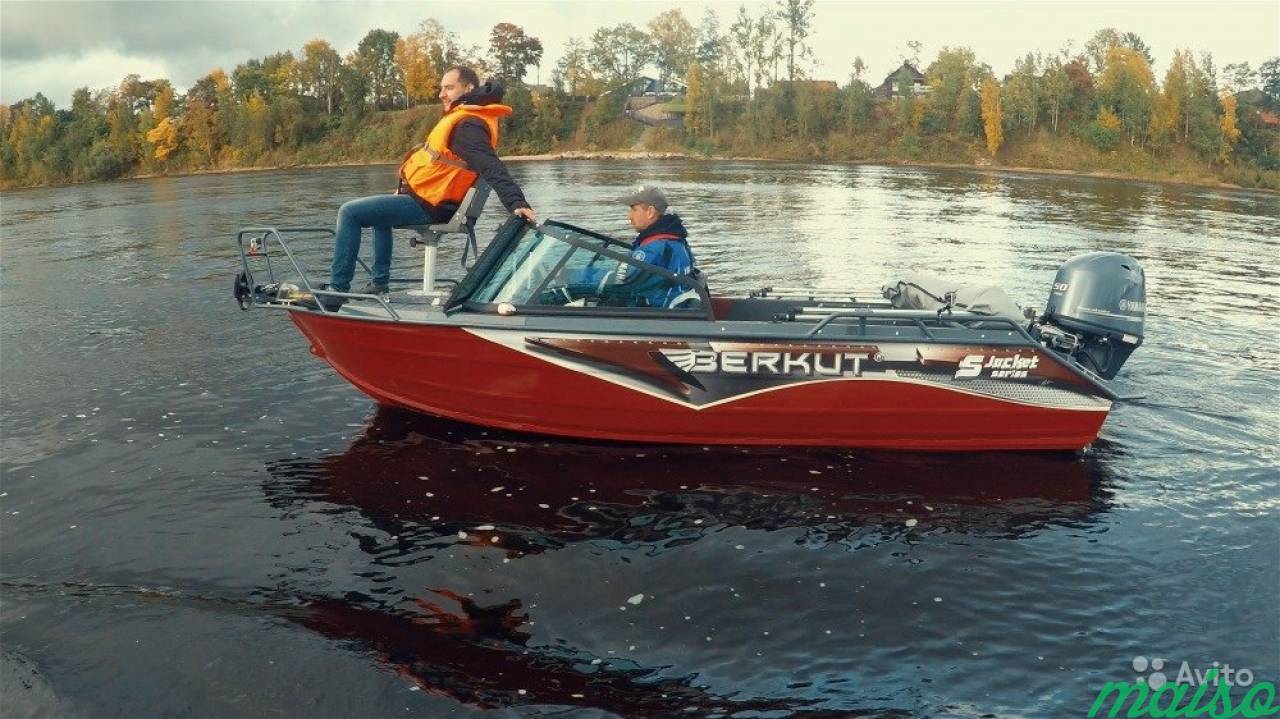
7, 151, 1274, 195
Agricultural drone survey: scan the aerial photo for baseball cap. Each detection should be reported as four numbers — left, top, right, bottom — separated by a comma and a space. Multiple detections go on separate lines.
620, 185, 668, 213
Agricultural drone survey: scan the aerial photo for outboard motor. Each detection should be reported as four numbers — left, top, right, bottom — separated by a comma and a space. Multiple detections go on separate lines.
1037, 252, 1145, 380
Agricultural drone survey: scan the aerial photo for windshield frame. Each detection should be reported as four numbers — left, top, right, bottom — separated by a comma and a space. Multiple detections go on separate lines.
447, 219, 713, 319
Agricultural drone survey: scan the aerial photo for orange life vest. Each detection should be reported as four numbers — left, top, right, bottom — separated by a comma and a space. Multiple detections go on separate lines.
398, 103, 512, 206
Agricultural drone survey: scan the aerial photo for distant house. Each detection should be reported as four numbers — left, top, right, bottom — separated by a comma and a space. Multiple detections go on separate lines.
628, 76, 687, 97
875, 62, 929, 99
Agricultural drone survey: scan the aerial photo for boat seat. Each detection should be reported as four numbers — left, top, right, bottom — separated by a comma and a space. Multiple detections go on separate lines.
668, 268, 711, 310
399, 181, 491, 260
395, 181, 491, 297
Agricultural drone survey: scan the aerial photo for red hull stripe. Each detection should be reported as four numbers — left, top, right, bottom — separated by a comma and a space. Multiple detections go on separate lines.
290, 313, 1108, 450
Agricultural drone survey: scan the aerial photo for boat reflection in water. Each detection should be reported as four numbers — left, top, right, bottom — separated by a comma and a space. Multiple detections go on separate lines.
260, 408, 1116, 714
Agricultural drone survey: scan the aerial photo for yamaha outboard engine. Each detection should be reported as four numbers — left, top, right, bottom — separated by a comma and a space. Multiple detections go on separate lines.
1037, 252, 1145, 380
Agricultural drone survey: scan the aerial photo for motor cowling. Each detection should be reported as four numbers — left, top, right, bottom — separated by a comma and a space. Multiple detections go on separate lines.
1040, 252, 1145, 380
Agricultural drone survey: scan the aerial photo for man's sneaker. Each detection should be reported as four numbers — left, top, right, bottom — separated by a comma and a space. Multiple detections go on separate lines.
359, 282, 390, 296
297, 284, 346, 312
316, 293, 347, 312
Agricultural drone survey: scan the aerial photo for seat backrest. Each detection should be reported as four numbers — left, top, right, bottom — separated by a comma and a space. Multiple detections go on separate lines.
430, 180, 491, 233
462, 180, 491, 224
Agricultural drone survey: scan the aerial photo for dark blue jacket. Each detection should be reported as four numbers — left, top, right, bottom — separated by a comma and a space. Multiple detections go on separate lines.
617, 213, 696, 307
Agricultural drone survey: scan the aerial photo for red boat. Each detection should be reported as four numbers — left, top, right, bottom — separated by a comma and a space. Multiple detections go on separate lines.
234, 210, 1145, 451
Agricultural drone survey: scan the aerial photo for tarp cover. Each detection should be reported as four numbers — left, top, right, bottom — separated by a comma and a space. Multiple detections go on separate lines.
882, 274, 1023, 319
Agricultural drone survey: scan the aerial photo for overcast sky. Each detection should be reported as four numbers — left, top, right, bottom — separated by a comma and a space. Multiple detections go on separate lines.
1, 0, 1276, 107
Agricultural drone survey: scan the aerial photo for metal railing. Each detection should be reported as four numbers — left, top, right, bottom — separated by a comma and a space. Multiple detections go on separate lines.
235, 227, 402, 320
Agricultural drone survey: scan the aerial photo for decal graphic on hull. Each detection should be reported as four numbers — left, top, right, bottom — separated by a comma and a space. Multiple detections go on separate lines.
955, 353, 1041, 379
460, 329, 1106, 412
528, 337, 883, 407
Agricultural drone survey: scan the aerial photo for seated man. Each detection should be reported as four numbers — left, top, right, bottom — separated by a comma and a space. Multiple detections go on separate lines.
570, 185, 697, 308
325, 65, 536, 305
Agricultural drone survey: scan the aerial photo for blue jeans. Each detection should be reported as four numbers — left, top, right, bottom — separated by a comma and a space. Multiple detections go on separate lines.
329, 194, 445, 291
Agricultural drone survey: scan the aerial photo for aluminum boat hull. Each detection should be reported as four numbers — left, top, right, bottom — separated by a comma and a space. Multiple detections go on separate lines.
290, 311, 1111, 451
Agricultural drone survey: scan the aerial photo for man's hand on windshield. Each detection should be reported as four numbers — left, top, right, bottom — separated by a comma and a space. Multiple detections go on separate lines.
514, 207, 537, 222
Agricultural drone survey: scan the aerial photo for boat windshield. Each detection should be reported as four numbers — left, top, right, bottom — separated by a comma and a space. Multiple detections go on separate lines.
468, 221, 704, 311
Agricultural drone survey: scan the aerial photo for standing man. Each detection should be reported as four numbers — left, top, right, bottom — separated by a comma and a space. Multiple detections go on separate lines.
327, 66, 536, 301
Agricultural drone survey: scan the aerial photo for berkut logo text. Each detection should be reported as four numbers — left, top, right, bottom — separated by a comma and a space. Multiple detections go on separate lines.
661, 349, 869, 377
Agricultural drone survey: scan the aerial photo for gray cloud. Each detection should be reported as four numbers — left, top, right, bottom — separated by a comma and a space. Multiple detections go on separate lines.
0, 0, 439, 102
3, 2, 295, 61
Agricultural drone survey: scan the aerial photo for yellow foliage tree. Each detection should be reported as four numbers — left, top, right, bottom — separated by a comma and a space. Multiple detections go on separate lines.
395, 34, 437, 106
144, 84, 179, 161
1151, 49, 1190, 144
1097, 107, 1122, 131
153, 84, 174, 122
1217, 94, 1241, 163
209, 68, 231, 93
685, 62, 707, 137
1096, 46, 1156, 146
145, 117, 179, 161
980, 78, 1003, 157
244, 91, 271, 158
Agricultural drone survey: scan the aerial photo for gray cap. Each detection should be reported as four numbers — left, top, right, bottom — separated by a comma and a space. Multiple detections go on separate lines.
620, 184, 668, 213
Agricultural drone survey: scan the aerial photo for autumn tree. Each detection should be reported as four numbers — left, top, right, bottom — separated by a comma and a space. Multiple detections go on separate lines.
554, 37, 595, 96
338, 52, 370, 119
181, 69, 228, 165
144, 83, 179, 162
1184, 52, 1224, 159
774, 0, 814, 81
355, 29, 404, 110
980, 78, 1003, 156
1062, 55, 1095, 124
489, 22, 543, 84
925, 46, 988, 134
396, 33, 437, 106
648, 9, 695, 87
1217, 94, 1241, 163
300, 39, 342, 114
840, 59, 874, 131
1261, 57, 1280, 103
1220, 62, 1257, 95
243, 91, 271, 159
231, 61, 270, 100
416, 19, 474, 74
588, 23, 654, 88
1096, 46, 1156, 146
262, 52, 300, 97
694, 8, 723, 68
1089, 107, 1124, 151
693, 10, 727, 136
685, 62, 707, 136
752, 13, 783, 87
1151, 49, 1191, 144
1041, 55, 1071, 132
1085, 28, 1153, 73
1002, 53, 1042, 134
728, 6, 757, 95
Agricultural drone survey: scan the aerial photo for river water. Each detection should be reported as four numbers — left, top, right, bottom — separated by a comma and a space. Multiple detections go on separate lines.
1, 161, 1277, 717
